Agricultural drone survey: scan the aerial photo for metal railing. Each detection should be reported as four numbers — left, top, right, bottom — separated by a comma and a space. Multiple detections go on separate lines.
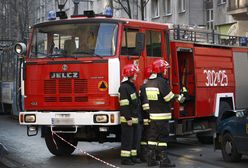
170, 25, 248, 47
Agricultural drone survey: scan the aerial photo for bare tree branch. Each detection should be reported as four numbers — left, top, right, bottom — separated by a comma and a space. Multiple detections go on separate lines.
0, 0, 34, 41
144, 0, 150, 7
114, 0, 132, 19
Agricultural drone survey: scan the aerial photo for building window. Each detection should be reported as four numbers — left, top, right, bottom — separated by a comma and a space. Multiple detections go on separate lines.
178, 0, 186, 13
87, 1, 93, 10
206, 9, 214, 30
152, 0, 159, 18
164, 0, 172, 15
36, 6, 40, 23
217, 0, 226, 5
144, 6, 147, 20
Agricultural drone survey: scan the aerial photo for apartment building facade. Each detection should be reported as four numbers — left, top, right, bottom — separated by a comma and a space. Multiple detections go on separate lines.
227, 0, 248, 36
32, 0, 247, 36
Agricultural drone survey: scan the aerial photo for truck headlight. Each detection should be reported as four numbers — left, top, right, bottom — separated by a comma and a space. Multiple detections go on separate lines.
94, 114, 108, 123
14, 43, 27, 55
24, 114, 36, 123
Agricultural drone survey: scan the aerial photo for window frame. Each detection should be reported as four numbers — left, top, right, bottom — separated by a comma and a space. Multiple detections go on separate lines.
178, 0, 186, 13
206, 9, 214, 30
145, 30, 163, 58
144, 5, 147, 20
217, 0, 226, 5
120, 28, 140, 56
164, 0, 172, 16
151, 0, 160, 18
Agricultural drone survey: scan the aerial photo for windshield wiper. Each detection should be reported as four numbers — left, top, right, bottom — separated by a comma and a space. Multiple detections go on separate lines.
31, 51, 65, 59
72, 50, 103, 59
48, 53, 65, 58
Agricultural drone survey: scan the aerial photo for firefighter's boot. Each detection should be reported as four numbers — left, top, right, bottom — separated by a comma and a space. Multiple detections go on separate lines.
156, 148, 161, 161
147, 149, 159, 167
159, 151, 175, 168
131, 156, 142, 164
121, 158, 134, 165
139, 145, 148, 162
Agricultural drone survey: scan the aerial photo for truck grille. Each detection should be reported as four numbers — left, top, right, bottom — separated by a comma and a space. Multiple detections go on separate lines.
44, 80, 56, 94
59, 80, 72, 93
44, 79, 88, 102
74, 79, 88, 93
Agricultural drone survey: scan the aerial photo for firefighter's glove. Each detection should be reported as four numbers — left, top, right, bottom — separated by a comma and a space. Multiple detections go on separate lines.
181, 87, 189, 98
127, 120, 133, 126
176, 94, 186, 104
181, 87, 188, 93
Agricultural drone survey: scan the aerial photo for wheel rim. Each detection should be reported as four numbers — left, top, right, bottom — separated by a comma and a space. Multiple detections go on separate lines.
225, 140, 232, 154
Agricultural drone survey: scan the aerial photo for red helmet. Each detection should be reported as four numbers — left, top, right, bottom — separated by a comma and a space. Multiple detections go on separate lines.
122, 64, 139, 78
144, 65, 153, 79
152, 59, 170, 74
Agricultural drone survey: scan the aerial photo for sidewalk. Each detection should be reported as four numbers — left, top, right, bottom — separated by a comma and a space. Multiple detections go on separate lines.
0, 115, 23, 168
0, 121, 9, 167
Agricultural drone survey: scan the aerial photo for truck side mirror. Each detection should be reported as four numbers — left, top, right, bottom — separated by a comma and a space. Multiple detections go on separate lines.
14, 43, 27, 56
235, 109, 247, 118
135, 32, 145, 55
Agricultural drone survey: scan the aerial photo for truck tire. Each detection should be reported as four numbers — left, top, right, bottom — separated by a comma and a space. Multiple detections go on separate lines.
196, 131, 213, 144
45, 130, 78, 156
221, 133, 241, 162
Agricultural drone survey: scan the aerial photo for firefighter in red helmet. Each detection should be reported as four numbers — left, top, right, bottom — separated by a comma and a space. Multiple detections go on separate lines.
118, 64, 142, 165
144, 59, 185, 167
139, 65, 153, 162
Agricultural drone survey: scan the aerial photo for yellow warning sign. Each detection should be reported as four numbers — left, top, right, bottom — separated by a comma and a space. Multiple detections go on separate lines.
98, 81, 108, 91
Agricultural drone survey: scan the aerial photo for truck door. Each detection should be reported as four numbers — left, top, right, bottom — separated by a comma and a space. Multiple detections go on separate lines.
176, 48, 195, 118
235, 110, 248, 152
246, 112, 248, 151
242, 110, 248, 151
120, 27, 144, 85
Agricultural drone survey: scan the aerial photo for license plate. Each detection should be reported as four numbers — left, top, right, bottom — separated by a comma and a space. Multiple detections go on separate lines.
52, 118, 74, 125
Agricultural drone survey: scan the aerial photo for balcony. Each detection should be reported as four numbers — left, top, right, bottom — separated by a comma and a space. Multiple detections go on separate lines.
227, 0, 248, 20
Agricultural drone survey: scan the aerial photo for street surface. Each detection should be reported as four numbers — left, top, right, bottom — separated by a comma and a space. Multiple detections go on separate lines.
0, 115, 248, 168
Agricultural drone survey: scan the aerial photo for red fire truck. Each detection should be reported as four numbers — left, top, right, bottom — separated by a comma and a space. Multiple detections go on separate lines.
16, 11, 248, 156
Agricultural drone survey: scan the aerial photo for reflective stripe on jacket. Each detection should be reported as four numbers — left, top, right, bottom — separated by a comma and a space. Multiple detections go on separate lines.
149, 113, 171, 120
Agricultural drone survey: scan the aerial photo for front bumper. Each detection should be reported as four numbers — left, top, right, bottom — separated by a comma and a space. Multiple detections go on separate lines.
19, 111, 120, 126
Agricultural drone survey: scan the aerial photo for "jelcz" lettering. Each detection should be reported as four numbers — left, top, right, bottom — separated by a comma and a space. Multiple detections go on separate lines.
50, 72, 79, 79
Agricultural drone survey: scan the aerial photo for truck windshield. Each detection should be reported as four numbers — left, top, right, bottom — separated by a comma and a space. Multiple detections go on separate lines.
30, 23, 118, 58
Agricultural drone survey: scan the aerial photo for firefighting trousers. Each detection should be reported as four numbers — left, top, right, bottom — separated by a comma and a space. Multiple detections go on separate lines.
147, 119, 169, 151
121, 123, 139, 158
140, 123, 149, 146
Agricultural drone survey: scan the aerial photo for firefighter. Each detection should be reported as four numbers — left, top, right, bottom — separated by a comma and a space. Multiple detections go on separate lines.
145, 59, 185, 167
139, 65, 153, 162
118, 64, 142, 165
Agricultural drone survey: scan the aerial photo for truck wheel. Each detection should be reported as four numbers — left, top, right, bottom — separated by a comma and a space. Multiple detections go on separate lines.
196, 132, 213, 144
221, 133, 241, 162
45, 130, 78, 156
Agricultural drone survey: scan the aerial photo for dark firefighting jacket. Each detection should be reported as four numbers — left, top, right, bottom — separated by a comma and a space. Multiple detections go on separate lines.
118, 80, 139, 123
140, 83, 150, 125
144, 75, 174, 120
